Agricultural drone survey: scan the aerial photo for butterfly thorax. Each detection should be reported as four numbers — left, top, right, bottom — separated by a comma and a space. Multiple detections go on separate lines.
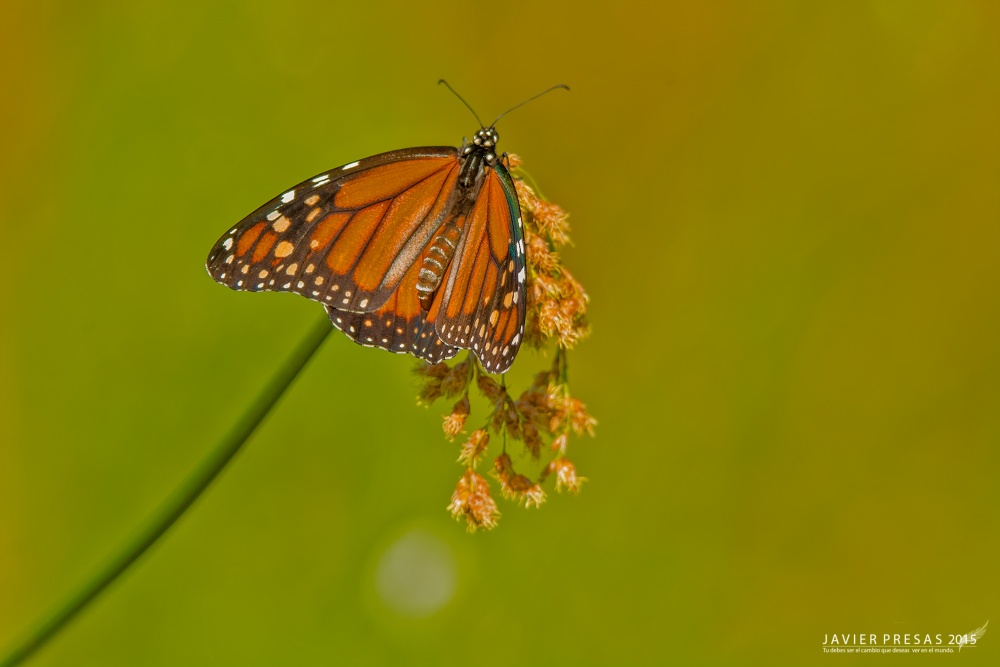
415, 128, 501, 310
458, 127, 500, 187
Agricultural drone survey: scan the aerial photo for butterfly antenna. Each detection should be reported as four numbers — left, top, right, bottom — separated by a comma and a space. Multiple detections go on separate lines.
490, 84, 570, 128
438, 79, 485, 129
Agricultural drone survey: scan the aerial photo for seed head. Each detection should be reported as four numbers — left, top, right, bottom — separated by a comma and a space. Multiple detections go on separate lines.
448, 469, 500, 531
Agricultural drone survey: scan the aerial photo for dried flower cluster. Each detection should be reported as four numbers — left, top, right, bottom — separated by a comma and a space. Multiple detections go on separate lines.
416, 155, 596, 531
445, 469, 499, 530
508, 154, 591, 350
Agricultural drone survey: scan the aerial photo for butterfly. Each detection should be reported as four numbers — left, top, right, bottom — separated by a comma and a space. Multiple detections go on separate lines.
206, 83, 566, 374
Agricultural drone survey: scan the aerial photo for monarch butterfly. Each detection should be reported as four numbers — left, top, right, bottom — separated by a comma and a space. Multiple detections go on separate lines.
206, 82, 566, 374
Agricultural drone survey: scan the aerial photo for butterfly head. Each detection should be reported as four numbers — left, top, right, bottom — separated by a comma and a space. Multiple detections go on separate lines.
474, 127, 499, 148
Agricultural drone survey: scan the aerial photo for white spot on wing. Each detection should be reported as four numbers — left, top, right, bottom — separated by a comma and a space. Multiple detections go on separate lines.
222, 237, 233, 251
342, 161, 360, 170
281, 190, 295, 203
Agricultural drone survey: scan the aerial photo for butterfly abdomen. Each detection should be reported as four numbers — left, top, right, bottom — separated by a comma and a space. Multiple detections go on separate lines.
416, 222, 463, 310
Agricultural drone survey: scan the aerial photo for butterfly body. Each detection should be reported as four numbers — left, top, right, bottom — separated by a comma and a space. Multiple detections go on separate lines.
206, 127, 527, 373
416, 221, 463, 310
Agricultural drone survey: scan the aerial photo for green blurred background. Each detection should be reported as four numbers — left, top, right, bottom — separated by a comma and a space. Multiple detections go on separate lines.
2, 1, 998, 665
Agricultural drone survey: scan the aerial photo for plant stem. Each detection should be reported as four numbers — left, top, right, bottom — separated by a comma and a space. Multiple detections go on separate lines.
1, 316, 333, 667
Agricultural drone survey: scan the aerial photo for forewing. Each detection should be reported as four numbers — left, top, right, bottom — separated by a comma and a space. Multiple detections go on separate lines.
206, 147, 460, 313
431, 163, 526, 373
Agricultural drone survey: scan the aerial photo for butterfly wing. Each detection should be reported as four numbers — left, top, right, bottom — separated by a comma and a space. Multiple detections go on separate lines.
323, 256, 459, 363
430, 162, 526, 373
206, 148, 461, 314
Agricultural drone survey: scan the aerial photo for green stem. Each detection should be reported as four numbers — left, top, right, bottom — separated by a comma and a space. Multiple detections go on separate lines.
499, 373, 508, 453
1, 316, 333, 667
557, 346, 569, 384
512, 166, 548, 200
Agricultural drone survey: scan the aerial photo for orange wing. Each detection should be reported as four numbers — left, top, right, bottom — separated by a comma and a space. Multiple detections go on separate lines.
206, 148, 460, 314
430, 163, 526, 373
323, 250, 458, 364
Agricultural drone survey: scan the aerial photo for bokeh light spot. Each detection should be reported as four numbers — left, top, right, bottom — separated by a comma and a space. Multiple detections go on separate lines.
374, 530, 456, 617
